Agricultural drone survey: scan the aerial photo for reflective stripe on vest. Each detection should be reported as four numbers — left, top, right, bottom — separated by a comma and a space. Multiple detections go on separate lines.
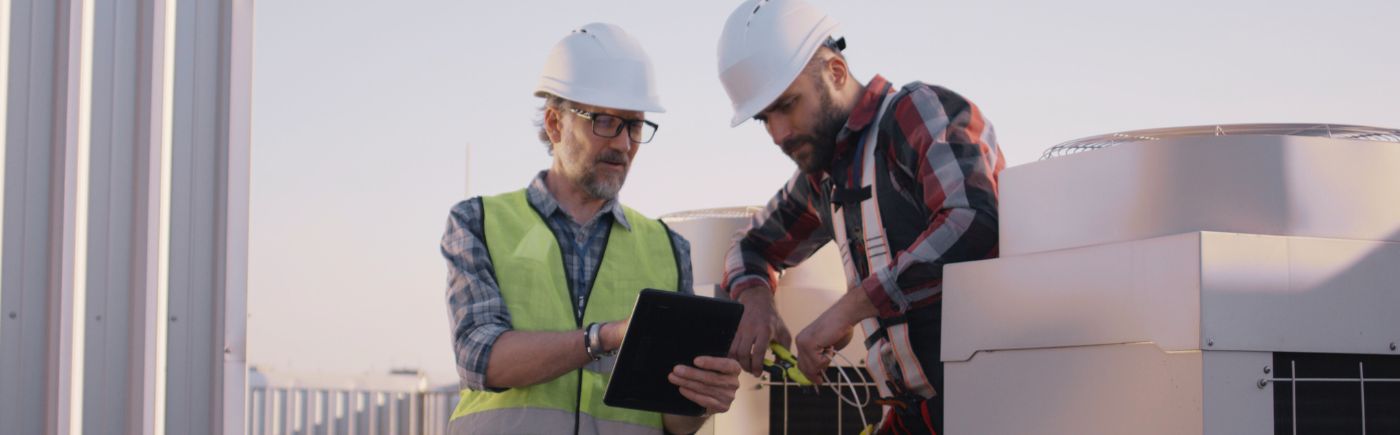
447, 407, 659, 435
449, 189, 680, 434
829, 93, 937, 403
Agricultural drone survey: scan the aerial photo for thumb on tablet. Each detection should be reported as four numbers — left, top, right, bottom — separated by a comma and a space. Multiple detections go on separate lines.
602, 319, 630, 351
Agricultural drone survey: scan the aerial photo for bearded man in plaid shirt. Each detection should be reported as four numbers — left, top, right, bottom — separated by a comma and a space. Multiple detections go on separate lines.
716, 1, 1006, 433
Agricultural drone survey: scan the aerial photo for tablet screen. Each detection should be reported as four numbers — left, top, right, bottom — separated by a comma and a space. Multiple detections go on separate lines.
603, 289, 744, 416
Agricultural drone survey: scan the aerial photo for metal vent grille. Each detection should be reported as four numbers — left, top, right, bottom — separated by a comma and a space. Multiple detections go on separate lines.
1268, 352, 1400, 435
767, 367, 884, 434
1041, 124, 1400, 160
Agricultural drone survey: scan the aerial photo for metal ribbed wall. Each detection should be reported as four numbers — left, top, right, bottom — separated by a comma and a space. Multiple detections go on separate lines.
0, 0, 252, 434
247, 388, 459, 435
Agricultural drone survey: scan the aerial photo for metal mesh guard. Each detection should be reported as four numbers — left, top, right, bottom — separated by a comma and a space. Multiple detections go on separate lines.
1040, 123, 1400, 161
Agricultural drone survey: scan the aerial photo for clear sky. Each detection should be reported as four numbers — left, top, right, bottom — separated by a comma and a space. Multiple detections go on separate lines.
249, 0, 1400, 381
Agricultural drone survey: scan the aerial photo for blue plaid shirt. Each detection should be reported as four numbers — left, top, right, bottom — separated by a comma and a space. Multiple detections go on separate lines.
440, 171, 693, 391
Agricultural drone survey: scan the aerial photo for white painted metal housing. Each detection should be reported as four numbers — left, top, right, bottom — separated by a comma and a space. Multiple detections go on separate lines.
944, 232, 1400, 361
0, 0, 253, 434
942, 130, 1400, 434
999, 134, 1400, 256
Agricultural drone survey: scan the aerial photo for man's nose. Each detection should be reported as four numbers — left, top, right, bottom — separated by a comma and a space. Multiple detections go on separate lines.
604, 128, 635, 153
767, 120, 791, 147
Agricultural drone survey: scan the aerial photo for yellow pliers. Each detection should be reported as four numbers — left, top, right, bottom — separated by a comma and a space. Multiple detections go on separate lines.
763, 342, 813, 386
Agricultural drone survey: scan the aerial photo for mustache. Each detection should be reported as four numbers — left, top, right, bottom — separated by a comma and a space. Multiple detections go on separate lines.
781, 135, 820, 154
596, 150, 628, 165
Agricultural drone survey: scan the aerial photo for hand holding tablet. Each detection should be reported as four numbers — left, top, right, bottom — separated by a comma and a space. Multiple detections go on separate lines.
603, 289, 745, 416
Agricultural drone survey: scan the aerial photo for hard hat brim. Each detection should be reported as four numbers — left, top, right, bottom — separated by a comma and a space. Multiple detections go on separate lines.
534, 87, 665, 113
719, 12, 840, 128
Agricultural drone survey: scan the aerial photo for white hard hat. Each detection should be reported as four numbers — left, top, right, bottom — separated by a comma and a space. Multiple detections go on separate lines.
535, 23, 665, 113
717, 0, 840, 127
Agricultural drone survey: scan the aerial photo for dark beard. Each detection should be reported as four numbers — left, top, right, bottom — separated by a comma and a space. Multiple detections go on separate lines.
783, 86, 848, 175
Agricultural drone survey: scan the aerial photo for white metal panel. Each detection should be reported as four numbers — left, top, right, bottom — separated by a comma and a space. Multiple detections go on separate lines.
136, 1, 177, 433
943, 231, 1400, 360
0, 0, 10, 353
2, 0, 63, 433
0, 0, 250, 432
707, 369, 770, 434
81, 0, 146, 433
941, 232, 1203, 362
944, 343, 1205, 435
999, 135, 1400, 256
165, 0, 219, 428
660, 211, 757, 288
384, 392, 394, 434
162, 0, 253, 432
1201, 351, 1273, 435
771, 245, 866, 362
222, 0, 254, 432
53, 0, 94, 432
1200, 233, 1400, 355
407, 394, 420, 435
367, 393, 379, 433
351, 392, 364, 435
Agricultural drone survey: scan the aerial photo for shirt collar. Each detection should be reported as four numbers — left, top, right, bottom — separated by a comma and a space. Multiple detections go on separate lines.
833, 74, 895, 159
526, 170, 631, 231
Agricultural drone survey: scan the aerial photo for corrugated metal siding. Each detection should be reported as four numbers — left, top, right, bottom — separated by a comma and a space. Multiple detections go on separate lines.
248, 387, 459, 435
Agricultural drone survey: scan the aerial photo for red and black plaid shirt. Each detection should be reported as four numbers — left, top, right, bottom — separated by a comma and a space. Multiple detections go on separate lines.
723, 75, 1005, 318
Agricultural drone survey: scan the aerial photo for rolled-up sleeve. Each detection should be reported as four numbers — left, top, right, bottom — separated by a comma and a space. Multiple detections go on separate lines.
441, 198, 512, 392
722, 172, 834, 299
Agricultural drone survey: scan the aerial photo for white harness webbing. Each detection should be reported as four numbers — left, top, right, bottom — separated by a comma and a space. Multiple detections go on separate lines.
829, 92, 936, 403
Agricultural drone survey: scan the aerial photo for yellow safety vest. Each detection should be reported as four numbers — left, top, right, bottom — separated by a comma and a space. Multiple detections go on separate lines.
448, 189, 680, 435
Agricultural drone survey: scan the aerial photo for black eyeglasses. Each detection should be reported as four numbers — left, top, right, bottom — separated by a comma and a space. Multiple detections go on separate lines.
566, 107, 659, 144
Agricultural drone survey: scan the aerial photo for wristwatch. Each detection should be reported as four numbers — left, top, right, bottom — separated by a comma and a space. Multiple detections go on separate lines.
584, 322, 609, 360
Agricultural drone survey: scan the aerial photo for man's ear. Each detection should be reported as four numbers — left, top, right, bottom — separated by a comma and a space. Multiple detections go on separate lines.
827, 55, 850, 89
544, 105, 564, 145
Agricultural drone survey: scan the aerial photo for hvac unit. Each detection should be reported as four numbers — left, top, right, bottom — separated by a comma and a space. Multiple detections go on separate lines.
663, 209, 883, 435
942, 124, 1400, 435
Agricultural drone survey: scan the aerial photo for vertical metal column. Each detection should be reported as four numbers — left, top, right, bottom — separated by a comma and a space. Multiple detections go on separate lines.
0, 0, 252, 433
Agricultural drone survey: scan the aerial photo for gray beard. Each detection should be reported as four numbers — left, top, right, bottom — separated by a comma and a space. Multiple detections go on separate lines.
580, 170, 623, 201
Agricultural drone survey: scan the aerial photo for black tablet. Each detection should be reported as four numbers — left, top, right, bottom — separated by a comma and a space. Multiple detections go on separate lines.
603, 289, 744, 416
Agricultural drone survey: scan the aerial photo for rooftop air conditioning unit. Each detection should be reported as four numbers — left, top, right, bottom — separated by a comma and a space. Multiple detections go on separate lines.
942, 124, 1400, 435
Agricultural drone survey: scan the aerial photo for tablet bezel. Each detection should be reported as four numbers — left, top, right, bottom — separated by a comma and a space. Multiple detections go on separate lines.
602, 288, 744, 416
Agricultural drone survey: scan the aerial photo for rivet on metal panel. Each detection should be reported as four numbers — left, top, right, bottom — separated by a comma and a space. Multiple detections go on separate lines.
7, 312, 15, 319
170, 316, 178, 322
225, 347, 232, 354
95, 315, 102, 321
1391, 342, 1397, 351
1263, 365, 1271, 374
1257, 379, 1268, 389
1207, 339, 1214, 347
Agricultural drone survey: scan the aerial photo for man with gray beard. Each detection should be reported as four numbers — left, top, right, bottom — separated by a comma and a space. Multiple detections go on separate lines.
438, 23, 741, 435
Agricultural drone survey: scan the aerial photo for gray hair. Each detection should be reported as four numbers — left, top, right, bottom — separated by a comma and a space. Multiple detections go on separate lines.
535, 94, 570, 154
